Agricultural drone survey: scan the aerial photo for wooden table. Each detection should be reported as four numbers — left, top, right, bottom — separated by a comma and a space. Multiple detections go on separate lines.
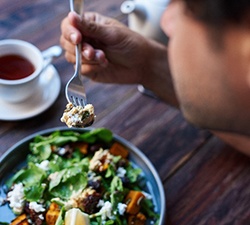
1, 0, 250, 224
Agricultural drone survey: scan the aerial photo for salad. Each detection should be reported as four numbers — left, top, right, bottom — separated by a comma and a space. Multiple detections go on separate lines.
0, 128, 159, 225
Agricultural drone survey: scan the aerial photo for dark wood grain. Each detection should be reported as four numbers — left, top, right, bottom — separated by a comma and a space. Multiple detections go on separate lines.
1, 0, 249, 224
165, 136, 250, 224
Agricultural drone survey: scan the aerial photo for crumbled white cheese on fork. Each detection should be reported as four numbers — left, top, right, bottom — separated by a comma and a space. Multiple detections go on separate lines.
61, 102, 95, 128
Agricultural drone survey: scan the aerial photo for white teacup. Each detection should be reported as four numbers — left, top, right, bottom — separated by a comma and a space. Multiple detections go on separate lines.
0, 39, 61, 103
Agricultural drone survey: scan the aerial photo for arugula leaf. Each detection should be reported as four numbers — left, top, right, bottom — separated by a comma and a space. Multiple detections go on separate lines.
6, 168, 26, 188
49, 164, 88, 199
110, 176, 123, 193
50, 173, 87, 199
32, 143, 51, 160
61, 167, 84, 183
47, 155, 64, 172
51, 136, 79, 146
110, 176, 124, 212
9, 162, 46, 187
105, 165, 116, 178
30, 133, 79, 159
78, 128, 113, 143
126, 164, 142, 183
49, 170, 65, 191
24, 183, 46, 202
49, 157, 89, 192
104, 220, 114, 225
92, 128, 113, 143
141, 198, 160, 219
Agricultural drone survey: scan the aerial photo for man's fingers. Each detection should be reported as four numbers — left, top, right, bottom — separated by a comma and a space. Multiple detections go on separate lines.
61, 12, 82, 44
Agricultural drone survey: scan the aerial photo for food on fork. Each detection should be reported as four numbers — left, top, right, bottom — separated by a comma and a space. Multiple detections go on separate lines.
61, 102, 95, 128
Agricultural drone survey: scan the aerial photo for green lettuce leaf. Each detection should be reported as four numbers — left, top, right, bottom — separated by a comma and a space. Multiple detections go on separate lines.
8, 162, 46, 187
50, 172, 87, 199
24, 182, 46, 202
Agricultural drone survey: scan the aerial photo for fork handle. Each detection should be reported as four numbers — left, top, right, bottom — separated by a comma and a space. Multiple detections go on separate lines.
70, 0, 83, 15
70, 0, 84, 77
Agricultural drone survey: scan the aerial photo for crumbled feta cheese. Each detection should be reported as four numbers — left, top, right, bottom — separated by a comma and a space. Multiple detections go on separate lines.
99, 201, 113, 220
97, 199, 105, 208
38, 214, 44, 220
29, 202, 46, 213
36, 160, 50, 171
88, 171, 96, 178
116, 167, 126, 178
117, 203, 127, 215
58, 147, 67, 155
7, 183, 25, 214
88, 171, 102, 179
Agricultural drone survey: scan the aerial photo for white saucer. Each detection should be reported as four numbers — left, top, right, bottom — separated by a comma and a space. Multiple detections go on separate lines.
0, 65, 61, 121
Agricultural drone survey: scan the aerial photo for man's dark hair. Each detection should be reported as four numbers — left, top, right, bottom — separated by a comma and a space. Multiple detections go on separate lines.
183, 0, 250, 28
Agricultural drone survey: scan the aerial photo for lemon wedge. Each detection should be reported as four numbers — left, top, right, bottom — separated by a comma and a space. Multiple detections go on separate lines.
65, 208, 90, 225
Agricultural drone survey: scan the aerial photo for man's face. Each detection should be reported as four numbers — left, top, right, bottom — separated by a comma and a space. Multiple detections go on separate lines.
160, 1, 250, 134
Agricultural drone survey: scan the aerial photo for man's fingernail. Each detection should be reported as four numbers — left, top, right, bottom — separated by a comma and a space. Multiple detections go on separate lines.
70, 33, 77, 44
83, 49, 90, 59
95, 51, 102, 60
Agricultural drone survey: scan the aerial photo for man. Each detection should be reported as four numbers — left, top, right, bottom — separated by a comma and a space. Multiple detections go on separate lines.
60, 0, 250, 155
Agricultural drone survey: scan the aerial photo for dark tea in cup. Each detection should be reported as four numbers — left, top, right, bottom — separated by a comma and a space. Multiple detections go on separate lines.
0, 39, 44, 103
0, 54, 35, 80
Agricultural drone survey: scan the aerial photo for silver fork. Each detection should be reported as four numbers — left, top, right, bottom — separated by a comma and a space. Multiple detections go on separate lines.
65, 0, 86, 107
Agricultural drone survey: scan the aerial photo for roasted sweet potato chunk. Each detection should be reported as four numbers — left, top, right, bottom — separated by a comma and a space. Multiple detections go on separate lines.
45, 202, 61, 225
125, 190, 145, 215
128, 212, 147, 225
10, 214, 28, 225
109, 142, 129, 158
72, 142, 88, 154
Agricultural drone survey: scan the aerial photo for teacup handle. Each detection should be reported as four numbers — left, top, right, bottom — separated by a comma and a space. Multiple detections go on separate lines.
42, 45, 62, 70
